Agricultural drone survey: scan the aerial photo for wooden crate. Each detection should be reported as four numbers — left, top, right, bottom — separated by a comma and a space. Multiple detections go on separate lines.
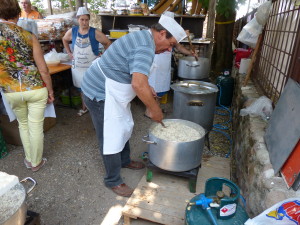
122, 156, 230, 225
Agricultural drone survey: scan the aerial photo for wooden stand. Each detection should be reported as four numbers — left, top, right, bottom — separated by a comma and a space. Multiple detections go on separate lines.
122, 156, 230, 225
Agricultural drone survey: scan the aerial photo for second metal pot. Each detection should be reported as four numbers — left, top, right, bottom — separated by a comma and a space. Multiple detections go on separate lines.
178, 56, 210, 80
143, 119, 206, 172
171, 80, 218, 132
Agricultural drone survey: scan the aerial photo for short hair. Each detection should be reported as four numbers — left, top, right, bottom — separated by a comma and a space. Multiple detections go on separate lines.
151, 23, 173, 39
0, 0, 21, 20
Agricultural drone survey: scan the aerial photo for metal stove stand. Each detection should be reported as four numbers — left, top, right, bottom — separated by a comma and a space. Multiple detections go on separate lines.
146, 160, 201, 193
25, 210, 40, 225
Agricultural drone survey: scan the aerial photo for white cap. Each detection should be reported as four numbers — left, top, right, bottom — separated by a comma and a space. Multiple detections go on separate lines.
158, 12, 186, 42
76, 7, 90, 17
163, 11, 174, 18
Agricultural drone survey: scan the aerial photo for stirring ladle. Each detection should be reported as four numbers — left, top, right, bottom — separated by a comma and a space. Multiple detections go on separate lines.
187, 35, 199, 61
160, 121, 167, 128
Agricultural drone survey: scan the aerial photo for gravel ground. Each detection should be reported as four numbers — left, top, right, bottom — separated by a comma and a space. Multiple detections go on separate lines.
0, 93, 231, 225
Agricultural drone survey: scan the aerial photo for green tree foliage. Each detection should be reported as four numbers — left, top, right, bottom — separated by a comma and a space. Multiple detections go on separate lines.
204, 0, 246, 73
198, 0, 246, 17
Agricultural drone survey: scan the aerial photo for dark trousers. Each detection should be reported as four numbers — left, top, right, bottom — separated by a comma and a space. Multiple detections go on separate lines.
83, 94, 131, 187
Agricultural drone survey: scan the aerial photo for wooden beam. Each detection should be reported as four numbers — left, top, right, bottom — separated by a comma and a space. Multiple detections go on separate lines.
168, 0, 182, 11
151, 0, 168, 13
243, 34, 263, 86
190, 0, 197, 14
195, 2, 202, 15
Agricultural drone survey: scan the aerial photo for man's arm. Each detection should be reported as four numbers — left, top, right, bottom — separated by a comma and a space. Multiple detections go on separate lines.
131, 72, 163, 123
175, 43, 197, 56
95, 29, 112, 50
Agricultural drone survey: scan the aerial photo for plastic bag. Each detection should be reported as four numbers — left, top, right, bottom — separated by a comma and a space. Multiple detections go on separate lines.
240, 96, 273, 121
57, 53, 70, 62
245, 198, 300, 225
36, 18, 74, 40
237, 17, 263, 48
256, 1, 272, 26
17, 19, 38, 37
44, 49, 60, 63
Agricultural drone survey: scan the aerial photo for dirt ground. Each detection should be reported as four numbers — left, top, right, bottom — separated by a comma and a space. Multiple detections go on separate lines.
1, 93, 231, 225
0, 97, 172, 225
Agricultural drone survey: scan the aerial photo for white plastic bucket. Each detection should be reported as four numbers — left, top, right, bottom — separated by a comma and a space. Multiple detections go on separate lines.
239, 58, 251, 74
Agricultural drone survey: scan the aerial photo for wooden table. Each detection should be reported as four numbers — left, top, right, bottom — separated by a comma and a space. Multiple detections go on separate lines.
48, 64, 71, 75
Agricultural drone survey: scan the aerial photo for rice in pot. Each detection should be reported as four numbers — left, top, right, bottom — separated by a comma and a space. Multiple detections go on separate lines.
151, 121, 205, 142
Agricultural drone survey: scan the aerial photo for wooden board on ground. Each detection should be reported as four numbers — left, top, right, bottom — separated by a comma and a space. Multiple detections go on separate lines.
122, 156, 230, 225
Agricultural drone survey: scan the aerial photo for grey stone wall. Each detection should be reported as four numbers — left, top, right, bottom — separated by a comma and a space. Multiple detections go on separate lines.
231, 70, 300, 217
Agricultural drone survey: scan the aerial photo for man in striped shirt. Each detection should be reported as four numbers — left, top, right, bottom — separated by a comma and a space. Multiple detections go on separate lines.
81, 15, 186, 197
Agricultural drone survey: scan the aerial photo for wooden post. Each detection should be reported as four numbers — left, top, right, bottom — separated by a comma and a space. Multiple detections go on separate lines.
243, 34, 263, 86
47, 0, 53, 15
206, 0, 216, 39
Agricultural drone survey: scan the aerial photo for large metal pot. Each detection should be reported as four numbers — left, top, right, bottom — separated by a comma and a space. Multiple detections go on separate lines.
143, 119, 206, 172
0, 177, 36, 225
171, 80, 218, 131
178, 56, 210, 80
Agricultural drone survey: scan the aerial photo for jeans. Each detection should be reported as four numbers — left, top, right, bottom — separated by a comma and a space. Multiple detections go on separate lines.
4, 88, 48, 166
83, 94, 131, 187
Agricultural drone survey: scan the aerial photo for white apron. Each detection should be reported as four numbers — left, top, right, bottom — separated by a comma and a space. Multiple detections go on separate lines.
148, 52, 172, 93
72, 31, 97, 88
97, 65, 136, 155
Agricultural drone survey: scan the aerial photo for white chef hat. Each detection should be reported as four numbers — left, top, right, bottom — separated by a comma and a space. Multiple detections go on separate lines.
158, 12, 186, 42
76, 7, 90, 17
163, 11, 175, 19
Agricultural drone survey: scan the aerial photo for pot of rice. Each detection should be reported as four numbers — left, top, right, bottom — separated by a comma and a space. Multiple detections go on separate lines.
143, 119, 206, 172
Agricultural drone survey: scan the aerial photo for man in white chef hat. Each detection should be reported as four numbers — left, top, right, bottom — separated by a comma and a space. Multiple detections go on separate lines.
81, 13, 187, 197
145, 11, 197, 117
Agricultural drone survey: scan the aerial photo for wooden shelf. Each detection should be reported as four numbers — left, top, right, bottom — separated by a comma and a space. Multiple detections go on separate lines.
99, 14, 205, 38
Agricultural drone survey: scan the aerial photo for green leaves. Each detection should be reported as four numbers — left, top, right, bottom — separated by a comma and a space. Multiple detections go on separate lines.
198, 0, 247, 18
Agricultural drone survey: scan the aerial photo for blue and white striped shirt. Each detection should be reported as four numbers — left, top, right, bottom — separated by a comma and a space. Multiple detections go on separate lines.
81, 30, 155, 101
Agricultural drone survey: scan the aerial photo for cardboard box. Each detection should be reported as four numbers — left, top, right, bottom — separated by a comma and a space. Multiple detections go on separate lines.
0, 115, 56, 146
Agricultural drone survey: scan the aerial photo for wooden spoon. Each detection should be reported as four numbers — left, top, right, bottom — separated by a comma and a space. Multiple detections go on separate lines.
187, 35, 198, 61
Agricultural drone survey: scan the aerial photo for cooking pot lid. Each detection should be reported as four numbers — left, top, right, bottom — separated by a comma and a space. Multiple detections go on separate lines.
0, 183, 26, 223
171, 80, 218, 94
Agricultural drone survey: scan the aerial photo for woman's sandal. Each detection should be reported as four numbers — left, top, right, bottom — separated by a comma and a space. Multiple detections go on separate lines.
77, 109, 88, 116
31, 158, 47, 172
24, 158, 32, 169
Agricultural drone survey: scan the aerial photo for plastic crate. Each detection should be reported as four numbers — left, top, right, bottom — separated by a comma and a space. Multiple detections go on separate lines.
60, 95, 82, 106
0, 128, 8, 159
109, 29, 129, 38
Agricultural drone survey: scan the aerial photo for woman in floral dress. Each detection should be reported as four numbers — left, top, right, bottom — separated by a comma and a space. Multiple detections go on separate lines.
0, 0, 54, 171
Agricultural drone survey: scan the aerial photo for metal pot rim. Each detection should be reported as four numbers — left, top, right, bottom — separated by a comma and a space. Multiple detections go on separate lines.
171, 80, 218, 94
148, 119, 206, 143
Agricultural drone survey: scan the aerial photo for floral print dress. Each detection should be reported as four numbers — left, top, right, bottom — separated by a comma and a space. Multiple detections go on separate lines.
0, 22, 44, 93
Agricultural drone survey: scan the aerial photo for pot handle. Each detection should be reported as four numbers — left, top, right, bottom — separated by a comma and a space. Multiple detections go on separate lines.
20, 177, 37, 194
142, 135, 157, 145
188, 100, 204, 106
186, 63, 200, 68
